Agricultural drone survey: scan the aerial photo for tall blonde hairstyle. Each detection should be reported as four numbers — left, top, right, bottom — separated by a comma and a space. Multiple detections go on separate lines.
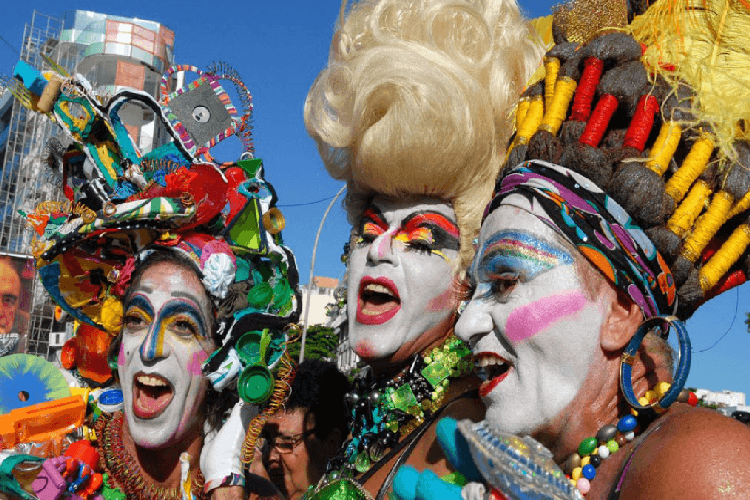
305, 0, 544, 268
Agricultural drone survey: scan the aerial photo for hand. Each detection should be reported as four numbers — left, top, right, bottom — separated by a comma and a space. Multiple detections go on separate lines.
201, 401, 258, 493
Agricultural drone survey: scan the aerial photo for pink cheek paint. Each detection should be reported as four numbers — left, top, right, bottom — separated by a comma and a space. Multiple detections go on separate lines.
187, 350, 209, 377
505, 290, 589, 343
427, 285, 455, 313
354, 341, 376, 358
117, 342, 126, 367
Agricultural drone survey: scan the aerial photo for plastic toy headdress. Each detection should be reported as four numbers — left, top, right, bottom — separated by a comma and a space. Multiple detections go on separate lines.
12, 58, 301, 399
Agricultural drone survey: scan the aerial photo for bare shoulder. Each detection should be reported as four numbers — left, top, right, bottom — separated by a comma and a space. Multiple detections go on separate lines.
619, 406, 750, 499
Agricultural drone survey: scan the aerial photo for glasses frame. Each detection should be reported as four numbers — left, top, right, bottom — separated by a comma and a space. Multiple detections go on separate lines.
264, 427, 317, 455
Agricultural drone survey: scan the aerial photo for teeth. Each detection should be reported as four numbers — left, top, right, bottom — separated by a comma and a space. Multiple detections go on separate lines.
474, 355, 511, 382
476, 356, 508, 368
364, 283, 395, 296
137, 375, 168, 387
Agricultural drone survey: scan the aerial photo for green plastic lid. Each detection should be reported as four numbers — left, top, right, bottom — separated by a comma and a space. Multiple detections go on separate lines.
238, 365, 274, 404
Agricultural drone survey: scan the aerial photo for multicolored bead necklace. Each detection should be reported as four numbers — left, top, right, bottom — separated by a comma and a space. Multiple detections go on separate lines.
562, 384, 698, 496
324, 335, 473, 480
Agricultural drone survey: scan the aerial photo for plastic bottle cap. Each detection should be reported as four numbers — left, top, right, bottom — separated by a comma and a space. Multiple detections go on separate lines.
238, 366, 274, 404
98, 388, 124, 413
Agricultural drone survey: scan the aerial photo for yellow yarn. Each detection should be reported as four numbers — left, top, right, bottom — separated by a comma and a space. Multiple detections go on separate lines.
665, 133, 714, 202
646, 122, 682, 176
510, 95, 544, 150
699, 224, 750, 292
667, 179, 712, 238
539, 78, 577, 136
729, 189, 750, 219
544, 56, 561, 110
681, 190, 734, 263
516, 98, 531, 132
629, 0, 750, 165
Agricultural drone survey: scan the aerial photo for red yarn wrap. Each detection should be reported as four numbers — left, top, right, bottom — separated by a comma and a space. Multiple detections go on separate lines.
570, 57, 604, 122
623, 95, 659, 152
704, 269, 747, 302
579, 94, 618, 147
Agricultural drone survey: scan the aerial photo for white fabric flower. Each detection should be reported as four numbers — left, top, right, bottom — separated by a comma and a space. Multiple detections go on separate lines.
202, 252, 236, 300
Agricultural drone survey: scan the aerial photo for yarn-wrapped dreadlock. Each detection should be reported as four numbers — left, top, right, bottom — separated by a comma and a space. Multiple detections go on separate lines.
504, 0, 750, 320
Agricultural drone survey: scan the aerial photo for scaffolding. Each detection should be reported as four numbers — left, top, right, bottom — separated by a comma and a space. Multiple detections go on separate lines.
1, 11, 82, 358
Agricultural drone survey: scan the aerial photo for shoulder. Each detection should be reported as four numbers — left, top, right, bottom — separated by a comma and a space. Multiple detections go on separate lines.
618, 405, 750, 499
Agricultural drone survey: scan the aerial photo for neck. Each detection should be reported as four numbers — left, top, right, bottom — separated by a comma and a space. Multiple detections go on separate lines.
368, 315, 456, 378
534, 349, 672, 463
122, 416, 205, 489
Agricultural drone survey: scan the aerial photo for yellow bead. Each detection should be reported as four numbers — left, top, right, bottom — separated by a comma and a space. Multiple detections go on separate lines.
570, 478, 578, 488
655, 382, 671, 398
645, 390, 657, 402
572, 467, 583, 481
638, 396, 650, 407
580, 456, 591, 467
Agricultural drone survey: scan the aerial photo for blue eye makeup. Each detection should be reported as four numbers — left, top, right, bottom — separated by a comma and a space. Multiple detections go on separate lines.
472, 230, 574, 289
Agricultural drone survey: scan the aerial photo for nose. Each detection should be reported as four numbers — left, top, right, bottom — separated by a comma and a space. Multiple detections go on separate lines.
456, 298, 494, 347
140, 323, 170, 362
367, 228, 399, 265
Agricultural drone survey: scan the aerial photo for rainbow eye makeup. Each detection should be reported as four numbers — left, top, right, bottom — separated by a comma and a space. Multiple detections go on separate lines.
471, 230, 573, 298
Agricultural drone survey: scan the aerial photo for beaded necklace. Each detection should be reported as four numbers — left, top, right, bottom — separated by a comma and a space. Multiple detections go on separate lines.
561, 385, 696, 497
324, 335, 473, 480
462, 384, 698, 500
95, 412, 207, 500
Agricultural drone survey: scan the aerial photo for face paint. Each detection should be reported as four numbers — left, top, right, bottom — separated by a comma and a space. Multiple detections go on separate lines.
118, 259, 214, 450
456, 195, 610, 436
348, 196, 460, 365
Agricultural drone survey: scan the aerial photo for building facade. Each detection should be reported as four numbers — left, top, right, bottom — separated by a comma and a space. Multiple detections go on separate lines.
1, 10, 174, 358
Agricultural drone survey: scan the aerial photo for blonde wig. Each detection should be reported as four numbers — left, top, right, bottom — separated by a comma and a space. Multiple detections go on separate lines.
305, 0, 545, 268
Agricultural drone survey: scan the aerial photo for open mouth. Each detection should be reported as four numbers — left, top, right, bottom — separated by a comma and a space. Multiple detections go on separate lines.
474, 353, 513, 398
356, 277, 401, 325
132, 372, 174, 419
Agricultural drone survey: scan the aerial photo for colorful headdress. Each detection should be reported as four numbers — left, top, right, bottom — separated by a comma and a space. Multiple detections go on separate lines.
11, 59, 301, 398
498, 0, 750, 320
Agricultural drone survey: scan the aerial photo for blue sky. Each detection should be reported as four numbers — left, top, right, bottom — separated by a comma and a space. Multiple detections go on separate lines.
2, 0, 748, 399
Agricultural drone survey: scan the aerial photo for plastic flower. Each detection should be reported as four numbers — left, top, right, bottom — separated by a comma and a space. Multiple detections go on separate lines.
202, 253, 236, 300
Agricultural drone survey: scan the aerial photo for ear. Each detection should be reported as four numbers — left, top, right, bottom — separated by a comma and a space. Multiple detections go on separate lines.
600, 288, 642, 353
322, 428, 343, 455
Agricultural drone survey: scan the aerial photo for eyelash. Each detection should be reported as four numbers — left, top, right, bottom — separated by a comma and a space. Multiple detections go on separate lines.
170, 316, 200, 338
406, 240, 433, 254
123, 309, 150, 332
488, 271, 520, 300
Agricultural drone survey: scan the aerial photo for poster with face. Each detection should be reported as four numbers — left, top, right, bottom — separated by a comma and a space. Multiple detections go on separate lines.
0, 255, 34, 356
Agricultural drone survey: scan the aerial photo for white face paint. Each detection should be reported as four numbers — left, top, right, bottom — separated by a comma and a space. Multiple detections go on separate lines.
347, 196, 460, 365
118, 259, 215, 449
455, 195, 608, 436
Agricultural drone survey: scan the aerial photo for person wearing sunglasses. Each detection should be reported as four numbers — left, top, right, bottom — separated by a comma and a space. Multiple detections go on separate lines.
258, 360, 350, 500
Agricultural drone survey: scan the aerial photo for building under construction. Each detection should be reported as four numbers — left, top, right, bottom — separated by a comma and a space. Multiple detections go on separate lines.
0, 10, 174, 358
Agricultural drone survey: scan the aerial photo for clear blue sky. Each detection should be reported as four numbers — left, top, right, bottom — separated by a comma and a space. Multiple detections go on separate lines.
2, 0, 748, 400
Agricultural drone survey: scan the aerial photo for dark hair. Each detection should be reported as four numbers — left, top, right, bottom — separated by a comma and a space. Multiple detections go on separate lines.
286, 359, 350, 439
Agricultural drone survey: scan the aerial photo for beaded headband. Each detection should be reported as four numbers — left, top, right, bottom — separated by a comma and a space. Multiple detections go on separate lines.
11, 60, 301, 397
501, 0, 750, 320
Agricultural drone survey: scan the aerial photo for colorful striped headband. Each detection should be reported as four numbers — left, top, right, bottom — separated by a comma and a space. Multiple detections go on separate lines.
490, 160, 676, 318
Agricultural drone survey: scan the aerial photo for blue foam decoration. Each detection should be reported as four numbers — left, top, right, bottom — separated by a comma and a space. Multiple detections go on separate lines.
435, 417, 483, 482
